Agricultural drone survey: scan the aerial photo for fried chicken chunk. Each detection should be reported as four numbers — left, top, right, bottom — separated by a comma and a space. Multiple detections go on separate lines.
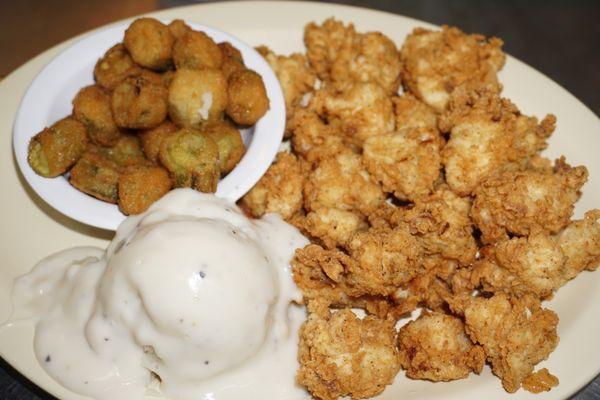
472, 158, 588, 243
400, 26, 505, 112
304, 18, 401, 94
398, 312, 484, 381
363, 127, 443, 201
298, 303, 400, 400
301, 207, 368, 249
463, 294, 559, 393
556, 209, 600, 279
256, 46, 316, 134
309, 82, 394, 148
289, 108, 342, 162
439, 86, 556, 195
240, 152, 305, 220
393, 94, 438, 130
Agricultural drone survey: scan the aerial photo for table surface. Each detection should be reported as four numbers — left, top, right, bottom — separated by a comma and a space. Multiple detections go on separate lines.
0, 0, 598, 399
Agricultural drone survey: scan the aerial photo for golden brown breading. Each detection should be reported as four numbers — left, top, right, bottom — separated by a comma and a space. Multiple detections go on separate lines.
289, 108, 344, 162
226, 69, 270, 125
393, 94, 438, 130
72, 85, 123, 146
556, 209, 600, 279
439, 86, 556, 196
301, 208, 368, 249
346, 226, 422, 297
297, 305, 400, 400
309, 82, 395, 148
118, 164, 172, 215
522, 368, 559, 394
398, 312, 484, 381
303, 143, 385, 216
256, 46, 316, 136
471, 230, 567, 299
400, 26, 505, 112
94, 43, 141, 91
463, 294, 559, 393
239, 152, 305, 220
124, 18, 174, 71
362, 127, 443, 201
471, 158, 588, 243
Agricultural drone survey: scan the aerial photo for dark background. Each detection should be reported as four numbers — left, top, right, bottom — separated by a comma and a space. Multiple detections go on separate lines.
0, 0, 599, 399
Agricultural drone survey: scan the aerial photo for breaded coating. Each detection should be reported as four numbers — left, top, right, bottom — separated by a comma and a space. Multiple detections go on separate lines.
102, 135, 147, 169
363, 127, 443, 201
69, 151, 120, 203
240, 152, 305, 220
289, 108, 342, 162
301, 208, 368, 249
471, 230, 567, 299
167, 19, 191, 40
256, 46, 316, 135
304, 18, 401, 94
124, 18, 174, 71
220, 42, 246, 81
297, 305, 400, 400
346, 226, 422, 296
398, 312, 484, 381
463, 294, 559, 393
393, 94, 438, 130
118, 164, 172, 215
556, 210, 600, 280
310, 82, 394, 148
203, 121, 245, 174
28, 117, 88, 177
168, 68, 227, 128
158, 128, 220, 192
139, 120, 178, 163
226, 69, 270, 125
72, 85, 122, 146
172, 30, 223, 70
94, 43, 141, 91
400, 26, 505, 112
439, 86, 557, 195
303, 144, 385, 216
111, 74, 168, 129
472, 158, 588, 243
522, 368, 559, 394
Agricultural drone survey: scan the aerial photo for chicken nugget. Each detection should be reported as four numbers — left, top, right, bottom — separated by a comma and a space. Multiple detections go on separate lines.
118, 164, 172, 214
472, 158, 587, 243
400, 25, 505, 112
94, 43, 141, 91
111, 74, 168, 129
202, 121, 244, 174
240, 152, 305, 220
159, 128, 220, 192
69, 151, 120, 203
72, 85, 122, 146
226, 69, 269, 125
124, 18, 174, 71
173, 30, 222, 70
398, 312, 484, 381
139, 120, 178, 163
168, 68, 227, 128
297, 305, 400, 400
363, 127, 443, 201
463, 294, 559, 393
28, 117, 88, 177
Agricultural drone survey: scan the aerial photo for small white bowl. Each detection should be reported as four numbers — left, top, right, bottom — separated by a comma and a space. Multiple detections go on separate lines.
13, 20, 285, 231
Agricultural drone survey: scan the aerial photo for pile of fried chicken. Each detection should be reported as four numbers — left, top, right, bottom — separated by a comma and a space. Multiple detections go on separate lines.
238, 18, 600, 400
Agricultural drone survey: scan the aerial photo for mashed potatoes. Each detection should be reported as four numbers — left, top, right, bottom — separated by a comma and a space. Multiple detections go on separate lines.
10, 189, 308, 400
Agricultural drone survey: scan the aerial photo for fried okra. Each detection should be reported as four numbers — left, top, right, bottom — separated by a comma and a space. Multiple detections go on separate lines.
69, 151, 120, 203
28, 117, 88, 177
168, 68, 228, 128
203, 121, 244, 174
111, 74, 168, 129
400, 26, 505, 112
93, 43, 141, 91
298, 303, 400, 400
226, 69, 269, 125
158, 128, 220, 192
472, 158, 587, 243
103, 135, 147, 168
398, 312, 484, 381
167, 19, 191, 40
72, 85, 122, 146
172, 30, 223, 70
139, 120, 178, 163
118, 165, 172, 215
123, 18, 174, 71
240, 152, 305, 220
219, 42, 245, 80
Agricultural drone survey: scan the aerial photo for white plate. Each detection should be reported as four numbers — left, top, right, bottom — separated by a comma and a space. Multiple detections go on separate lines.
1, 2, 599, 400
12, 20, 285, 231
